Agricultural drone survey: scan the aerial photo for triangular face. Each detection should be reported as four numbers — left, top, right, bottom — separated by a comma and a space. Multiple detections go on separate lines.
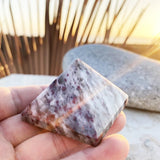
21, 59, 128, 146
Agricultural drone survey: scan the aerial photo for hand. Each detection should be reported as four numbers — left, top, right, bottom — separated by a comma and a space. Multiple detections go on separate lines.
0, 86, 129, 160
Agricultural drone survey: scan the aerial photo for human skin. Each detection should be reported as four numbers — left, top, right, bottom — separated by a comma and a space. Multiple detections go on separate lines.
0, 86, 129, 160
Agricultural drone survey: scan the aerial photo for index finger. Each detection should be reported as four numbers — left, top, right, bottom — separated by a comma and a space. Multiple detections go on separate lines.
61, 134, 129, 160
0, 86, 46, 121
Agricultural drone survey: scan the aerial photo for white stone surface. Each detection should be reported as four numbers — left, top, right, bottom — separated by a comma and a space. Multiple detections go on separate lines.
0, 74, 56, 87
0, 74, 160, 159
22, 60, 128, 146
121, 109, 160, 160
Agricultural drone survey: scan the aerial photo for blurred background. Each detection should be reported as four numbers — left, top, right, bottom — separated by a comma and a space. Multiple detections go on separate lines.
0, 0, 160, 77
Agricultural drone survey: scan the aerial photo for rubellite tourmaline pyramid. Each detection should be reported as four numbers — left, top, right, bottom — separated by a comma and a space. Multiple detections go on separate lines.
21, 59, 128, 146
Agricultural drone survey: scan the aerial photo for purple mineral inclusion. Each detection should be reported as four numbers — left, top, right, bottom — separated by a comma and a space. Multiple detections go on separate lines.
21, 59, 128, 146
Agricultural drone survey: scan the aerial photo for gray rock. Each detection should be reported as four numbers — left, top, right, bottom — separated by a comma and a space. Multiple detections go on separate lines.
62, 44, 160, 112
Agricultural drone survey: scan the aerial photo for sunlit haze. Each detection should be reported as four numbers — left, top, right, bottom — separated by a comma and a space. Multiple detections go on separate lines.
0, 0, 160, 44
114, 0, 160, 44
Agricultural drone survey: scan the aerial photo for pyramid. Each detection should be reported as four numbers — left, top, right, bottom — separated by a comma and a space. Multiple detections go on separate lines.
21, 59, 128, 146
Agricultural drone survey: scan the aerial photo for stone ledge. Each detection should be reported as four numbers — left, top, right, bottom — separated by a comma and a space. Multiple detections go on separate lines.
0, 74, 56, 87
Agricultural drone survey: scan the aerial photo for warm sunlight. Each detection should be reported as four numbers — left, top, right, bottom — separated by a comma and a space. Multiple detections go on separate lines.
1, 0, 160, 44
0, 0, 160, 76
127, 0, 160, 42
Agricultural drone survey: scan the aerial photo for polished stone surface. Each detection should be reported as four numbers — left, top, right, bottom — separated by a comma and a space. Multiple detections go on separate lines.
63, 44, 160, 112
21, 60, 128, 146
0, 74, 160, 159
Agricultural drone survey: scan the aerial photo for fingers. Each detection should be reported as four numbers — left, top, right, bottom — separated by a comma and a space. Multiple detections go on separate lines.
106, 111, 126, 136
0, 133, 15, 160
14, 112, 126, 160
62, 134, 129, 160
0, 114, 44, 146
0, 111, 126, 147
0, 86, 46, 120
15, 132, 87, 160
15, 134, 129, 160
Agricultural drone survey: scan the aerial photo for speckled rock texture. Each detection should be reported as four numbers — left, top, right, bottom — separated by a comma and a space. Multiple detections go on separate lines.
21, 59, 128, 146
62, 44, 160, 112
1, 74, 160, 159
